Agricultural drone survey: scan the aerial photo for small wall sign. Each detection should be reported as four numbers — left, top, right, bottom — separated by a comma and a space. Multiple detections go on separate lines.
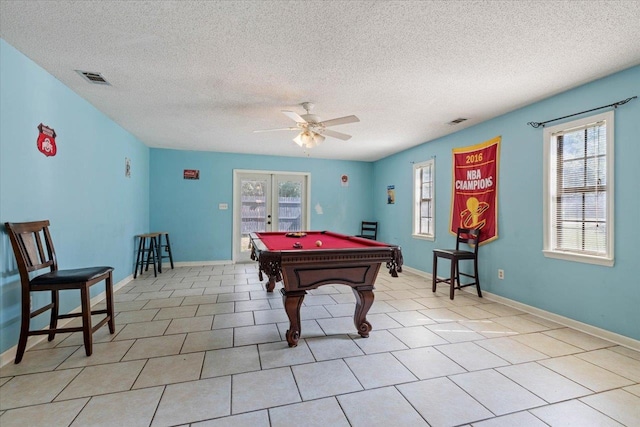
387, 185, 395, 204
37, 123, 57, 157
184, 169, 200, 180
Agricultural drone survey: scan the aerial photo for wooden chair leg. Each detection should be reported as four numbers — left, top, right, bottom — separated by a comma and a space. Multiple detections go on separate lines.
48, 289, 59, 341
474, 259, 482, 298
80, 287, 93, 356
449, 259, 456, 300
432, 253, 438, 293
15, 301, 31, 364
106, 271, 116, 334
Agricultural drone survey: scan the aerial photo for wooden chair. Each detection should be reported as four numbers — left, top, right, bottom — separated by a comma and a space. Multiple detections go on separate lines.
356, 221, 378, 240
4, 220, 115, 364
432, 227, 482, 300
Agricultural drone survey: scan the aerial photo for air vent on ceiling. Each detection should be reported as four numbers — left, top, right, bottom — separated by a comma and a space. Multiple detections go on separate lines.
75, 70, 111, 85
447, 118, 468, 125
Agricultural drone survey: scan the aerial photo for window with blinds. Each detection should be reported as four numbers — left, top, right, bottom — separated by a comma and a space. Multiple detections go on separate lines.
543, 110, 614, 266
413, 159, 435, 239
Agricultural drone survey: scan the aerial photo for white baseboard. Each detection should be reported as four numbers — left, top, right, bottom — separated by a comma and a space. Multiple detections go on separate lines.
171, 260, 233, 267
0, 274, 133, 368
478, 290, 640, 352
401, 265, 432, 279
400, 265, 639, 351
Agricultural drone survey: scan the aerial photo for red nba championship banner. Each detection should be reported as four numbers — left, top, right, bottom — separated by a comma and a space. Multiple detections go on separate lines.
450, 136, 500, 245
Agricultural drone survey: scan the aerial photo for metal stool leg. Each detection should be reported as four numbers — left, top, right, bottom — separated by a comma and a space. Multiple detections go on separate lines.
134, 235, 145, 279
155, 235, 162, 274
146, 236, 158, 277
164, 233, 174, 269
155, 232, 174, 271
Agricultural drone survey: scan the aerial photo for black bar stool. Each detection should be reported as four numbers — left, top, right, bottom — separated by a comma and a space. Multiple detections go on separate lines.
154, 231, 174, 273
134, 233, 160, 278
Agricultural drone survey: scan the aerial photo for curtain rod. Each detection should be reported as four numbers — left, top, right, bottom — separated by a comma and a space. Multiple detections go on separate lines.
527, 96, 637, 128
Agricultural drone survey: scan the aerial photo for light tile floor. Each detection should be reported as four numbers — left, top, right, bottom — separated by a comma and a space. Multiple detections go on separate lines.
1, 264, 639, 426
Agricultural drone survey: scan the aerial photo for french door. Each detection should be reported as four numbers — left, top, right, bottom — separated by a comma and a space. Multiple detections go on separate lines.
233, 170, 310, 262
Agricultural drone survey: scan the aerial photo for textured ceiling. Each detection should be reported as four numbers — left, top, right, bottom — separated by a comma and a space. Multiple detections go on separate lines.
1, 1, 639, 161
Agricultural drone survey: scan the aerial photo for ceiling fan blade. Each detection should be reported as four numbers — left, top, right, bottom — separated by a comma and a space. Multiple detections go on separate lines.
282, 110, 307, 124
253, 127, 298, 133
321, 129, 352, 141
319, 115, 360, 128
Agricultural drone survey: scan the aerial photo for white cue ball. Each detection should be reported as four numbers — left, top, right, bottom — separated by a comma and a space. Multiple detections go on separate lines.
315, 240, 322, 247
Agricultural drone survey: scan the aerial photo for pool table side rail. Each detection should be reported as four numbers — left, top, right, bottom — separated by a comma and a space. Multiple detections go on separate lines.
249, 232, 403, 281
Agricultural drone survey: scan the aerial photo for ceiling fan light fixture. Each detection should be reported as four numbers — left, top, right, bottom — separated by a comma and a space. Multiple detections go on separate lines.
293, 130, 324, 148
313, 133, 325, 146
293, 132, 305, 147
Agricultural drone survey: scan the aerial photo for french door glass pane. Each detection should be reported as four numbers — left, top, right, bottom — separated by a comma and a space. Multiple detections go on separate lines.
278, 180, 302, 232
240, 178, 268, 252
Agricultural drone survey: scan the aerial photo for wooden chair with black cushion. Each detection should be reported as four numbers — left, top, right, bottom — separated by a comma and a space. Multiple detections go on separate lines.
432, 227, 482, 300
356, 221, 378, 240
4, 220, 115, 364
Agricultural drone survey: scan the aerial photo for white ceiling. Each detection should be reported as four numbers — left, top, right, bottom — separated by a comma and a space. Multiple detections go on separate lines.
2, 1, 639, 161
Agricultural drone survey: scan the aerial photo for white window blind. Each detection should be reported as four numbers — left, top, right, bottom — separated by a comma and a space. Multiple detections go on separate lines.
413, 159, 434, 238
554, 122, 606, 254
544, 110, 614, 266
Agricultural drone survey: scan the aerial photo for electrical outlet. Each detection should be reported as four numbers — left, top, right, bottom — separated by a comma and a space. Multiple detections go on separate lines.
498, 269, 504, 280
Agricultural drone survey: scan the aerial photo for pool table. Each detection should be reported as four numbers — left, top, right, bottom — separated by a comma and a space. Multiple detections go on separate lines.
249, 231, 403, 347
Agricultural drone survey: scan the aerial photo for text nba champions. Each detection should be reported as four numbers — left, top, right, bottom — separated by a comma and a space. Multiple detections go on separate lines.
455, 153, 493, 191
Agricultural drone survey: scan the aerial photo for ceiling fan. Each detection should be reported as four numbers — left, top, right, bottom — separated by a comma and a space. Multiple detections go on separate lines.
254, 102, 360, 148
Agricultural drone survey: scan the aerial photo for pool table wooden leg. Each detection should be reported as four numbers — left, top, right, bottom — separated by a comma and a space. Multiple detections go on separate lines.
266, 276, 276, 292
281, 289, 306, 347
352, 286, 374, 338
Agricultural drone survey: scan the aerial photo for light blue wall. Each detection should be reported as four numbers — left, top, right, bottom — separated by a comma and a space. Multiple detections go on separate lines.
373, 65, 640, 340
150, 149, 374, 261
0, 39, 150, 354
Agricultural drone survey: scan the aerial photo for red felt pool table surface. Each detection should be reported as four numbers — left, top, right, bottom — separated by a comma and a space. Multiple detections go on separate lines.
254, 230, 391, 251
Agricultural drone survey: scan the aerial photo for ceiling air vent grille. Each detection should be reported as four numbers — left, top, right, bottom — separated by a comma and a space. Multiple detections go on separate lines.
75, 70, 111, 85
447, 118, 468, 125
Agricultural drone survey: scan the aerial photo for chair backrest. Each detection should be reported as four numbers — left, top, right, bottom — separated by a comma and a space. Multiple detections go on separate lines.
5, 221, 58, 282
455, 227, 480, 254
360, 221, 378, 240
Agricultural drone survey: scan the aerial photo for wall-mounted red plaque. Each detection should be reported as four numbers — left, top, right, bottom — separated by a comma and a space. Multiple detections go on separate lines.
37, 123, 57, 157
183, 169, 200, 180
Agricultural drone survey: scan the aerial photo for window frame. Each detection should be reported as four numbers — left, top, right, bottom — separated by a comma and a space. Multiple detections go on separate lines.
542, 110, 614, 266
412, 159, 435, 240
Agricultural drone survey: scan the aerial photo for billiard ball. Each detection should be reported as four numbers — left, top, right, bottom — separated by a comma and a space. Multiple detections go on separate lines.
315, 240, 322, 247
